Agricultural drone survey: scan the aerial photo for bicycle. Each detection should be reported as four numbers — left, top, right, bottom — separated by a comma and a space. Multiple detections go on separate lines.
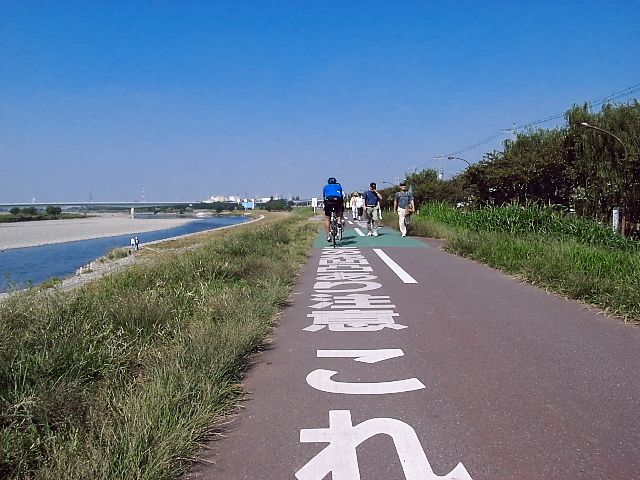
329, 210, 342, 247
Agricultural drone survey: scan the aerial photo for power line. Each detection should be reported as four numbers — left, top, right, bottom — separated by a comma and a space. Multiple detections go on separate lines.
443, 83, 640, 159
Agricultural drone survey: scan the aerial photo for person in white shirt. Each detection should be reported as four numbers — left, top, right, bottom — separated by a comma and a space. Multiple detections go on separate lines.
355, 193, 364, 221
350, 193, 358, 220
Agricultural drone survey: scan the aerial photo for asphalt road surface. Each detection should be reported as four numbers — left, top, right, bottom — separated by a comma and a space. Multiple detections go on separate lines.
184, 218, 640, 480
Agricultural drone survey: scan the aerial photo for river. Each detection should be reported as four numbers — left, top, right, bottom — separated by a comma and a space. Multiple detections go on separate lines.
0, 215, 250, 292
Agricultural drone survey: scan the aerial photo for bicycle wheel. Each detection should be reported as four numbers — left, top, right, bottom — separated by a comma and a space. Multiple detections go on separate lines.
330, 212, 338, 247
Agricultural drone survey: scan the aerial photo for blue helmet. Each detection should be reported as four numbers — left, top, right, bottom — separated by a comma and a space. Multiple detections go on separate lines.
327, 177, 337, 184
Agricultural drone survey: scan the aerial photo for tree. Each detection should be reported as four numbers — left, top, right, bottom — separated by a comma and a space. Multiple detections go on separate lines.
565, 101, 640, 226
46, 205, 62, 216
456, 100, 639, 229
9, 207, 20, 215
21, 207, 38, 216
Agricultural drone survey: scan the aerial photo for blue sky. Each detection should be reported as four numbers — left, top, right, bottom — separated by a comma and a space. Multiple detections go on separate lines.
1, 1, 639, 203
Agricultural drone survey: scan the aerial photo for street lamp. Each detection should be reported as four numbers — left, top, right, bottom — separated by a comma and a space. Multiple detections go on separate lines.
434, 156, 444, 179
447, 156, 471, 167
580, 122, 630, 235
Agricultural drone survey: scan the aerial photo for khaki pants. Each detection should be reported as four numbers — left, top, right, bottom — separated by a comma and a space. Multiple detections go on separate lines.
365, 206, 379, 233
398, 208, 410, 235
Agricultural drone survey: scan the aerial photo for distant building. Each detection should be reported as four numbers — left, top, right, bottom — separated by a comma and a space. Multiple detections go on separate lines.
203, 194, 285, 205
203, 195, 228, 203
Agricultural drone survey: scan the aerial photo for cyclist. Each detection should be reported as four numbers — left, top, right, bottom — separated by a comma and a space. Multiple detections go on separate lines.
323, 177, 345, 242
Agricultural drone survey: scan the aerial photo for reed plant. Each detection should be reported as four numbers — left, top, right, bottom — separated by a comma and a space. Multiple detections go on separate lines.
383, 203, 640, 321
0, 213, 319, 479
101, 247, 131, 262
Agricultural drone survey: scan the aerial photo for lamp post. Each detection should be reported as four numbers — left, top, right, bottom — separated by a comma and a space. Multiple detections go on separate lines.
447, 156, 471, 167
379, 182, 396, 211
580, 122, 630, 235
434, 156, 444, 179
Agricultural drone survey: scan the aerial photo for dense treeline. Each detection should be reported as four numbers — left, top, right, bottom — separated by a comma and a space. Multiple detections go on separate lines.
380, 101, 640, 235
1, 206, 85, 223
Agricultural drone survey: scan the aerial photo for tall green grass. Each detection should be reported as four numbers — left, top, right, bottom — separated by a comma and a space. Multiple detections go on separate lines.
383, 203, 640, 321
0, 214, 319, 479
419, 203, 639, 250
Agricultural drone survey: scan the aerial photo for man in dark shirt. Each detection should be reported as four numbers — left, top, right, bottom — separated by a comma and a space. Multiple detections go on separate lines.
363, 182, 382, 236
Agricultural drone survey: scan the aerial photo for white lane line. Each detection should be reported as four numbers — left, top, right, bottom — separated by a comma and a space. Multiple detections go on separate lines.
373, 248, 417, 283
354, 228, 366, 236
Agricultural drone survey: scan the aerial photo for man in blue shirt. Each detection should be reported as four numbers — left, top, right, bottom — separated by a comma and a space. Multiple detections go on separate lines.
363, 182, 382, 236
323, 177, 345, 242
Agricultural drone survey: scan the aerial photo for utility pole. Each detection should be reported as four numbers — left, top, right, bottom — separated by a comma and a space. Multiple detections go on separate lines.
501, 123, 518, 141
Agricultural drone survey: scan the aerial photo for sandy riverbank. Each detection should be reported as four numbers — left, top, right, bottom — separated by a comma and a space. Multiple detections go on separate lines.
0, 213, 195, 250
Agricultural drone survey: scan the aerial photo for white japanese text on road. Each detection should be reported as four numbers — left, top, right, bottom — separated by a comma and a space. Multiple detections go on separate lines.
296, 246, 473, 480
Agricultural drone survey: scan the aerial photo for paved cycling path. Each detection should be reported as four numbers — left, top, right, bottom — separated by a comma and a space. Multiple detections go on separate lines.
313, 219, 427, 248
185, 219, 640, 480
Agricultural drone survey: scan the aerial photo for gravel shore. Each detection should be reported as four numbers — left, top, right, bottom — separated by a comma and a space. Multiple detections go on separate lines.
0, 213, 194, 250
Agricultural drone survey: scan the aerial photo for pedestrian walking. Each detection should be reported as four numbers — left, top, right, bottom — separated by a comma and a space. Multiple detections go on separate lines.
355, 193, 364, 221
350, 193, 358, 220
363, 182, 382, 236
393, 182, 415, 237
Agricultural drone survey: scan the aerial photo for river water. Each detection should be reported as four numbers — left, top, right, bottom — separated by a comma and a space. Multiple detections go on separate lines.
0, 215, 250, 292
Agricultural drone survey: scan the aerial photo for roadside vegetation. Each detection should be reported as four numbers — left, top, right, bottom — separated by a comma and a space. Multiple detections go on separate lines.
0, 210, 319, 479
379, 100, 639, 235
100, 247, 131, 262
376, 99, 639, 323
381, 203, 640, 322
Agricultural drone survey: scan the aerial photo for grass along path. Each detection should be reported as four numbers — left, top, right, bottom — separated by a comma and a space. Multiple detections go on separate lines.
0, 210, 320, 480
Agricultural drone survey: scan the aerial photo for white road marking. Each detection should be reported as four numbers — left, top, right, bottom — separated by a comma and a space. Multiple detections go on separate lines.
317, 349, 404, 363
373, 248, 418, 284
305, 310, 407, 332
310, 350, 425, 394
296, 410, 473, 480
354, 228, 366, 236
307, 369, 425, 394
300, 246, 473, 479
